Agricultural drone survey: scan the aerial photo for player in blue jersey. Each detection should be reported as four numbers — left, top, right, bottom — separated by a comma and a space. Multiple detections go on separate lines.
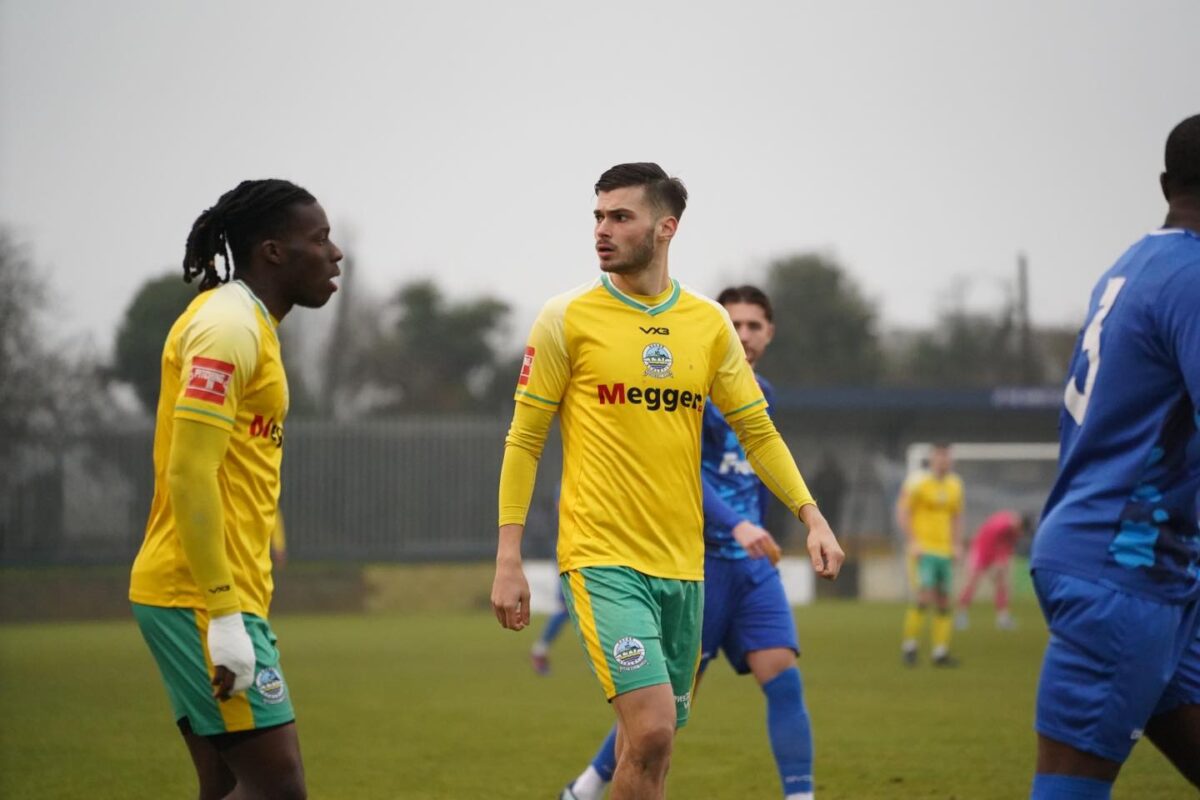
563, 285, 816, 800
1029, 114, 1200, 799
530, 489, 571, 675
531, 588, 571, 675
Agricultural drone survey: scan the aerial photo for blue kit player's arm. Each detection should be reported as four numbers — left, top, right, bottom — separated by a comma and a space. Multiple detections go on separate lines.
756, 379, 778, 528
703, 475, 746, 532
702, 375, 782, 563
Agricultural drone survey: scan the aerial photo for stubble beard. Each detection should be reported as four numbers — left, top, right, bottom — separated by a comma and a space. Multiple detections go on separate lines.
600, 228, 657, 276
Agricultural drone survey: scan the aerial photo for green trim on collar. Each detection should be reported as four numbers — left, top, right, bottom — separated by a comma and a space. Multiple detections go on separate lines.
599, 275, 680, 316
233, 280, 277, 331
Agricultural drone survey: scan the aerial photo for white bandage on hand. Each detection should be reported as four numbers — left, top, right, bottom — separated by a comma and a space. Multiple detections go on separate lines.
207, 612, 256, 693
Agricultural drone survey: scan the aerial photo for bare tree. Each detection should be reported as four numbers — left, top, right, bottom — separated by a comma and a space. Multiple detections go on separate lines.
0, 228, 51, 463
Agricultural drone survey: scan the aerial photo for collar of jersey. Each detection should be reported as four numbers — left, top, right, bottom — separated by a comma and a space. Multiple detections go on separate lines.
599, 274, 681, 316
232, 280, 280, 334
1151, 227, 1200, 241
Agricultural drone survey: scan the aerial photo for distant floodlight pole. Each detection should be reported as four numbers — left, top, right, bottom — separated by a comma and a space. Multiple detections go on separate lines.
1017, 251, 1035, 383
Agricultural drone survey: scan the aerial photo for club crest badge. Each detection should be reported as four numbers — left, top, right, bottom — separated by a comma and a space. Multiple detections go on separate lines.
613, 636, 647, 671
255, 667, 287, 704
642, 343, 673, 379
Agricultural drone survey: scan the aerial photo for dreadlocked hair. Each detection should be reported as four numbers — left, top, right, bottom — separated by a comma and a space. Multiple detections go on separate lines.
182, 179, 316, 291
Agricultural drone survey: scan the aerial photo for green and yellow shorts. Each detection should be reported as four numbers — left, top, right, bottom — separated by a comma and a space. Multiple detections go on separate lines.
561, 566, 703, 728
915, 554, 954, 594
132, 603, 295, 737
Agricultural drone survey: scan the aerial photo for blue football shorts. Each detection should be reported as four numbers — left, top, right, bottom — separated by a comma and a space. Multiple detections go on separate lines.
700, 553, 800, 675
1033, 568, 1200, 763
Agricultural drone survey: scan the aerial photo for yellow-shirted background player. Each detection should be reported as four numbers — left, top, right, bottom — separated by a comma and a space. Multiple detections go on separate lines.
896, 443, 964, 667
128, 179, 342, 799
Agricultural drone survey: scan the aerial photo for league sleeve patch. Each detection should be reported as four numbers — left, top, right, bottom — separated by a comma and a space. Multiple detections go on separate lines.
518, 346, 535, 386
184, 356, 235, 405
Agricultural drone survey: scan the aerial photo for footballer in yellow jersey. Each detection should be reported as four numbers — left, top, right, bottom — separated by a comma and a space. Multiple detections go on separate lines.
129, 179, 341, 799
513, 273, 768, 581
897, 443, 965, 667
490, 163, 843, 800
130, 279, 289, 620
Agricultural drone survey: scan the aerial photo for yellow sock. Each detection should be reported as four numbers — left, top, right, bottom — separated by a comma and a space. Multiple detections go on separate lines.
932, 611, 953, 654
902, 607, 926, 646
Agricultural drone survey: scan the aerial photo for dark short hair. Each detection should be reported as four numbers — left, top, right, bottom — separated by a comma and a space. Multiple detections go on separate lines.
1165, 114, 1200, 195
716, 285, 773, 322
594, 162, 688, 219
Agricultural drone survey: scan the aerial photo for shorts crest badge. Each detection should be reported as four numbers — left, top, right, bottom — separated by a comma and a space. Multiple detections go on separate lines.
255, 667, 287, 704
613, 636, 647, 671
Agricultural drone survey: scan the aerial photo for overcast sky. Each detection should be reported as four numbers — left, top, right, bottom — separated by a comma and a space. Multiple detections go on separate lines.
2, 0, 1198, 355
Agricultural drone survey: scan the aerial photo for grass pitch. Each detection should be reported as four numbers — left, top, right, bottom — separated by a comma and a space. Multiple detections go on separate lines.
0, 599, 1187, 799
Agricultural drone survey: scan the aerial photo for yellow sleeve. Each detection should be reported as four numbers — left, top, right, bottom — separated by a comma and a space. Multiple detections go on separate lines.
514, 299, 571, 411
167, 417, 240, 616
173, 302, 259, 431
899, 472, 926, 512
709, 309, 766, 422
730, 406, 816, 516
950, 476, 965, 515
498, 400, 556, 526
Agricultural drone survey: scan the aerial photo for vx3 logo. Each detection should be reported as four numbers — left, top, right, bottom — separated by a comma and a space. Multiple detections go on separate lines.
639, 326, 669, 335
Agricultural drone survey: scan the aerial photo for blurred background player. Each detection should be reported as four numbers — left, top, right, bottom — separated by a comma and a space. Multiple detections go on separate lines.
491, 163, 843, 800
955, 510, 1028, 630
530, 487, 569, 675
1029, 114, 1200, 799
531, 585, 571, 675
271, 512, 288, 569
563, 284, 817, 800
896, 443, 964, 666
129, 179, 343, 800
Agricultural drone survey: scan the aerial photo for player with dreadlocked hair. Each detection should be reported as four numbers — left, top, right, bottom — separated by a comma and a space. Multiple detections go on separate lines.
182, 179, 318, 292
131, 178, 341, 799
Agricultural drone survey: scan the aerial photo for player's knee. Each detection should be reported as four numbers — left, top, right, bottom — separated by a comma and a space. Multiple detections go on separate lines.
197, 775, 236, 800
243, 765, 306, 800
268, 776, 307, 800
625, 722, 675, 769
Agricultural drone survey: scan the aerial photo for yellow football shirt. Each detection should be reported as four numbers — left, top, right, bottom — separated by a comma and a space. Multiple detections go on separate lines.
129, 280, 289, 619
516, 275, 765, 581
901, 470, 964, 558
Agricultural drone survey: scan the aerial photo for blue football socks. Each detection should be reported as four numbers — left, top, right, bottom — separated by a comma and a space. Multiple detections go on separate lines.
539, 608, 571, 645
763, 667, 814, 797
1030, 774, 1112, 799
591, 726, 618, 781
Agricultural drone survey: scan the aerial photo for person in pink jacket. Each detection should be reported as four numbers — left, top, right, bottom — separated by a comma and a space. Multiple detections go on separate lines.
955, 510, 1029, 630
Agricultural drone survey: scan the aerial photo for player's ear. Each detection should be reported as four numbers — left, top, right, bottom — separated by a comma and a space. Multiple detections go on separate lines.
259, 238, 285, 266
658, 216, 678, 242
764, 321, 776, 345
1160, 171, 1173, 202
